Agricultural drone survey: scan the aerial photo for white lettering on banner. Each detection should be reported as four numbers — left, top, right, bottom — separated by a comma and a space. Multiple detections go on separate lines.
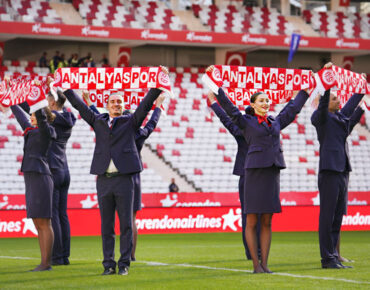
81, 26, 109, 37
80, 195, 98, 209
186, 32, 213, 42
136, 209, 241, 231
284, 36, 309, 46
342, 212, 370, 226
241, 34, 267, 44
312, 193, 320, 205
0, 218, 37, 235
141, 30, 168, 40
31, 23, 61, 35
160, 194, 221, 207
348, 198, 367, 205
136, 215, 222, 230
281, 199, 297, 206
336, 39, 360, 49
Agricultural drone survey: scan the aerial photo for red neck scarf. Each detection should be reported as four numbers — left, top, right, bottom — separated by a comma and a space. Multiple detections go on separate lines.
255, 114, 271, 126
23, 127, 37, 136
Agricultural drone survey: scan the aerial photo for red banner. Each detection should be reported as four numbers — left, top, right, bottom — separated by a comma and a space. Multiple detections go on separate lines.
0, 22, 369, 51
1, 192, 369, 210
0, 205, 369, 238
339, 0, 350, 7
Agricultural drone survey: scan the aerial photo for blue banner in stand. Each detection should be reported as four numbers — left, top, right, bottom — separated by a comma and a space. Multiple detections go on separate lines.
288, 33, 301, 63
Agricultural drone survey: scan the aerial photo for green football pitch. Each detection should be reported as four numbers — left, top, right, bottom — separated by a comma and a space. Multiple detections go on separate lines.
0, 232, 369, 289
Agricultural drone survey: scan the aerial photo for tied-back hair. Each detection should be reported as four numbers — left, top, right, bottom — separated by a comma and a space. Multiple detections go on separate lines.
43, 106, 56, 123
245, 92, 265, 116
49, 91, 67, 109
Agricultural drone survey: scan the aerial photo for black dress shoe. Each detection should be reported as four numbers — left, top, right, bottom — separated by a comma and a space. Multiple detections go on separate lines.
51, 260, 64, 266
338, 262, 353, 269
63, 258, 70, 265
322, 262, 342, 269
118, 267, 129, 276
102, 267, 116, 275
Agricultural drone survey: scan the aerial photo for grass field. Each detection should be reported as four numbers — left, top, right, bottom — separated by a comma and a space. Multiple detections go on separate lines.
0, 231, 369, 289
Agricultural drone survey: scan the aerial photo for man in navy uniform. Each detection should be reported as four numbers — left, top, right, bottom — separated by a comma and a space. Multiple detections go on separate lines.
61, 67, 167, 276
311, 64, 365, 269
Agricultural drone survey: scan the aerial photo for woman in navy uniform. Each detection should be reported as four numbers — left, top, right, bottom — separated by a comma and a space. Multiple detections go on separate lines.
207, 92, 261, 260
207, 66, 310, 273
311, 63, 365, 269
11, 104, 56, 271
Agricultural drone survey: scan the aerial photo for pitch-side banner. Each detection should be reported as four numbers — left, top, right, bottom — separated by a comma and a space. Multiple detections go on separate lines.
0, 206, 369, 238
1, 192, 369, 210
0, 21, 369, 51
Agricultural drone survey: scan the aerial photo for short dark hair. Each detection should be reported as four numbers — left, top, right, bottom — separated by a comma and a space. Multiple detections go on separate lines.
49, 91, 67, 109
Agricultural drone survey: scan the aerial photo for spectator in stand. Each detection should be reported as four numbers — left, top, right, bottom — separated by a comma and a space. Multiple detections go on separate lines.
58, 54, 69, 68
208, 65, 310, 273
169, 178, 179, 193
53, 51, 61, 68
79, 52, 95, 67
101, 54, 110, 67
39, 52, 48, 68
68, 54, 79, 67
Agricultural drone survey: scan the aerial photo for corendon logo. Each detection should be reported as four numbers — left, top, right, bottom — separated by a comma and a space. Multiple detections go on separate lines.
0, 218, 37, 235
81, 26, 110, 37
136, 208, 241, 231
31, 23, 61, 35
186, 32, 213, 42
241, 34, 267, 44
0, 195, 26, 210
336, 39, 360, 49
342, 212, 370, 226
141, 29, 168, 40
284, 36, 309, 46
160, 194, 221, 207
348, 198, 367, 205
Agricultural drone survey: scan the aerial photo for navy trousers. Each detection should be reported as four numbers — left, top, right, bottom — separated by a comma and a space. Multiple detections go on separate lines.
51, 168, 71, 264
97, 174, 134, 269
318, 170, 349, 264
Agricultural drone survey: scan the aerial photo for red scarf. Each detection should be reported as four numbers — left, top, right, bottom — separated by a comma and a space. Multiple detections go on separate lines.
23, 126, 37, 136
255, 114, 271, 126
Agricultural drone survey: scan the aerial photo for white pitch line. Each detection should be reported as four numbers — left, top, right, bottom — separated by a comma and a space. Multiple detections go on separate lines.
140, 260, 370, 285
1, 256, 369, 285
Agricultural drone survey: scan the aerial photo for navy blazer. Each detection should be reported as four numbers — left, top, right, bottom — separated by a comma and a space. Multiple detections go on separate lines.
216, 88, 309, 169
11, 105, 56, 175
48, 108, 76, 170
211, 102, 247, 176
311, 90, 364, 173
64, 88, 161, 175
89, 106, 161, 153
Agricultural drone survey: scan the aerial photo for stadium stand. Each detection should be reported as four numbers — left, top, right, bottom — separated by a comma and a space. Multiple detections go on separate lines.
191, 3, 294, 35
73, 0, 187, 30
3, 63, 369, 195
302, 10, 370, 39
1, 0, 63, 23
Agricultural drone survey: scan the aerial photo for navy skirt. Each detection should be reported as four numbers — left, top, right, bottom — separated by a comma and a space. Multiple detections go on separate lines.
24, 172, 53, 218
243, 166, 281, 214
133, 173, 142, 212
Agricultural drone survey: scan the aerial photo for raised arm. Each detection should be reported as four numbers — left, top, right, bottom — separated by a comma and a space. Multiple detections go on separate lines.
210, 97, 243, 137
89, 104, 100, 115
64, 89, 97, 127
214, 87, 248, 130
35, 108, 56, 139
341, 93, 365, 118
349, 106, 364, 133
311, 89, 330, 127
277, 89, 309, 130
10, 105, 31, 130
132, 88, 162, 130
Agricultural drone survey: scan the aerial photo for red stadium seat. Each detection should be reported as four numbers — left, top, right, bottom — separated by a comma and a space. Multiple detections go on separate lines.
306, 140, 314, 145
72, 142, 81, 149
181, 115, 189, 122
172, 121, 180, 127
223, 156, 232, 162
16, 155, 23, 162
217, 144, 225, 150
175, 138, 183, 144
219, 128, 227, 133
307, 169, 316, 175
299, 156, 307, 163
172, 149, 181, 156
